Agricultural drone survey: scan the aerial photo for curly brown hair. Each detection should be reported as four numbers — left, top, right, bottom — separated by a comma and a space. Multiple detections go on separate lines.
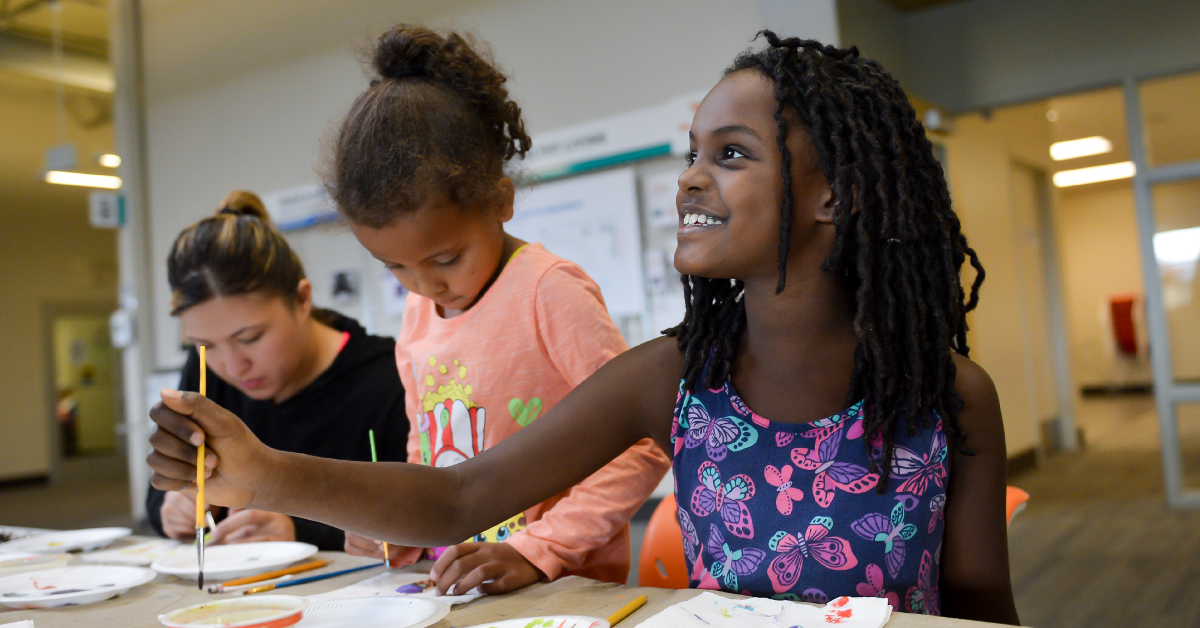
327, 25, 532, 228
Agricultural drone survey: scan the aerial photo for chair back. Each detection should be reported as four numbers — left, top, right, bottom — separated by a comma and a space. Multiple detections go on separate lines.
637, 493, 690, 589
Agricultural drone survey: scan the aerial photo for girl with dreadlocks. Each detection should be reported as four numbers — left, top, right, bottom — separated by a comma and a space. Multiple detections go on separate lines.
145, 32, 1019, 623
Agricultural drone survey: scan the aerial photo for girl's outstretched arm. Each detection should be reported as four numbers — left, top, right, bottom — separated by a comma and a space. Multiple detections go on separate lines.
147, 337, 683, 548
939, 353, 1021, 625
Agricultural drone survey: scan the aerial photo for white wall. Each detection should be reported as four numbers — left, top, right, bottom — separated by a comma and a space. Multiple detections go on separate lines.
840, 0, 1200, 112
1056, 182, 1151, 388
142, 0, 838, 369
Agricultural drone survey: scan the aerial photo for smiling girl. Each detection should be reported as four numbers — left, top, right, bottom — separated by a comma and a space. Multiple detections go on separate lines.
146, 33, 1019, 623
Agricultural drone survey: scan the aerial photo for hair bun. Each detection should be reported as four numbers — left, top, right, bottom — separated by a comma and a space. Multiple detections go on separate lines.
372, 25, 441, 80
216, 190, 271, 222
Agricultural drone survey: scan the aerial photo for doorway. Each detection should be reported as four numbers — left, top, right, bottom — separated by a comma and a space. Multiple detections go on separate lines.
44, 305, 125, 483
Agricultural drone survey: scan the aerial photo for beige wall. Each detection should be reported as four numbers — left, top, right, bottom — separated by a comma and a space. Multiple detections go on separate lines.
0, 213, 117, 480
1055, 182, 1150, 388
942, 103, 1063, 456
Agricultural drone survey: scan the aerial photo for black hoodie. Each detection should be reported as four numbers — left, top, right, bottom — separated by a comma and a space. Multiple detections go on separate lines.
146, 310, 407, 550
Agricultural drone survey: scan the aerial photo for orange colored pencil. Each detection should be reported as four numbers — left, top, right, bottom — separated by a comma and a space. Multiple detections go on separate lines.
210, 560, 330, 591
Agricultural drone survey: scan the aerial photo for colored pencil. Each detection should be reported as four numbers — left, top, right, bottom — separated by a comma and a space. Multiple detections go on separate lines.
196, 345, 207, 590
213, 574, 294, 595
606, 595, 647, 626
368, 429, 390, 569
207, 559, 329, 593
241, 563, 380, 595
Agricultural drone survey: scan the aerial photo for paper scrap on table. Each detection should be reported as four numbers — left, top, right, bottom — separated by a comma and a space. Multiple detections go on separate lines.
305, 571, 483, 605
634, 592, 892, 628
80, 539, 183, 565
1, 621, 35, 628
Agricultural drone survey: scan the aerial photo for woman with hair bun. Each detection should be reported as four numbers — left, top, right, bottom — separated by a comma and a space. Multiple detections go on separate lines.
145, 191, 408, 551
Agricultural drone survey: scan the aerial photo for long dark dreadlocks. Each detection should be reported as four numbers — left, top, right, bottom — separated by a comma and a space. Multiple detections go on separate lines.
665, 31, 986, 486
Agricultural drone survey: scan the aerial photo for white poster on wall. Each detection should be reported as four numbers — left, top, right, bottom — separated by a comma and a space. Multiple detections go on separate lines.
507, 168, 646, 318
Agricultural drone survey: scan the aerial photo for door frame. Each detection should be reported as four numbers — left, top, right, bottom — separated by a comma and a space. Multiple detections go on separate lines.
41, 301, 121, 482
1123, 75, 1200, 508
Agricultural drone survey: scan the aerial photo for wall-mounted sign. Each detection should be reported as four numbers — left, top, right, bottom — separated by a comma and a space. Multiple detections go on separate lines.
261, 183, 338, 232
89, 191, 125, 228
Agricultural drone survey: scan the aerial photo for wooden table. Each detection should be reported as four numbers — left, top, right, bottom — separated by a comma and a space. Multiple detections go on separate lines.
1, 543, 1006, 627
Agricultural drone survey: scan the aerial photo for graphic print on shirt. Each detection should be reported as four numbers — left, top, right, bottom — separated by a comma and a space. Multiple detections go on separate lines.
418, 355, 486, 467
672, 369, 946, 612
417, 355, 528, 546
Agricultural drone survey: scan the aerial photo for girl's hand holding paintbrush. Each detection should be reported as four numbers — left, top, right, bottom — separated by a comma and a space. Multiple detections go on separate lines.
149, 389, 271, 509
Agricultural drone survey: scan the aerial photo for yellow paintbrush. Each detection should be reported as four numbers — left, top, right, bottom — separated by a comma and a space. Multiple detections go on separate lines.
196, 345, 207, 590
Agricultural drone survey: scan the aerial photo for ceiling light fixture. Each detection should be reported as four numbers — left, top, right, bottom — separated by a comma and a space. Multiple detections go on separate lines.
1052, 161, 1135, 187
98, 154, 122, 168
44, 171, 122, 189
1050, 136, 1113, 161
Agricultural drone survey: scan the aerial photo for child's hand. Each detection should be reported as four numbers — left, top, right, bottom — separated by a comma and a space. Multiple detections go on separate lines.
430, 542, 544, 596
211, 509, 296, 544
147, 389, 273, 509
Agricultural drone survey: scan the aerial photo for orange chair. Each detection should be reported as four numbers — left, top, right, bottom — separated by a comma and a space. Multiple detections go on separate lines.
637, 494, 690, 589
1006, 486, 1030, 525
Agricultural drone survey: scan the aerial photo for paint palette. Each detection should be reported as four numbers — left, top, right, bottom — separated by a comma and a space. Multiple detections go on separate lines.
295, 597, 449, 628
0, 565, 156, 609
159, 595, 308, 628
151, 542, 318, 581
463, 617, 609, 628
0, 527, 131, 554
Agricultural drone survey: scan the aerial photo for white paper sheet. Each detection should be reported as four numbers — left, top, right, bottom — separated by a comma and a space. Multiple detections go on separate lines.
305, 570, 483, 606
634, 592, 893, 628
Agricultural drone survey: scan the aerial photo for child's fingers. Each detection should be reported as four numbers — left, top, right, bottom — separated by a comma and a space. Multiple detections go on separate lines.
430, 543, 480, 581
150, 399, 205, 448
433, 547, 488, 596
451, 561, 507, 596
146, 452, 198, 487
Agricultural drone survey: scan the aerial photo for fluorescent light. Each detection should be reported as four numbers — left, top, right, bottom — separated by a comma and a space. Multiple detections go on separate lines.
1052, 161, 1135, 187
44, 170, 122, 189
98, 154, 121, 168
1050, 136, 1112, 161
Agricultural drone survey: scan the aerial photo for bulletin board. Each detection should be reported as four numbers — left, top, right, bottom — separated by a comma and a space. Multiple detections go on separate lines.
263, 157, 689, 348
507, 168, 647, 320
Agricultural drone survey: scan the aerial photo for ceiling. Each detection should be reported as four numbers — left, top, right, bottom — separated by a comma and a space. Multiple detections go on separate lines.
0, 0, 113, 220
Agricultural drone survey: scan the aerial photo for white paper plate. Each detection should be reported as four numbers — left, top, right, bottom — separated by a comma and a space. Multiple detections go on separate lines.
463, 617, 609, 628
0, 565, 156, 609
0, 527, 131, 554
297, 597, 450, 628
159, 595, 308, 628
0, 553, 71, 577
151, 542, 318, 581
83, 539, 185, 566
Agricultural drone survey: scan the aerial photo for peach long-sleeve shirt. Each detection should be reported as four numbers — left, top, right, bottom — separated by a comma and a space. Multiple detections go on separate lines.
393, 243, 670, 583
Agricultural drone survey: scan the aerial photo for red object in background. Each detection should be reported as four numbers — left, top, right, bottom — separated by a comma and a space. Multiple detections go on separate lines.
1111, 296, 1138, 356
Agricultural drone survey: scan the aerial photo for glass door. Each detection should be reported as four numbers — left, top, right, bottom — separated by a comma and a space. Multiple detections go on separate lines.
1125, 71, 1200, 506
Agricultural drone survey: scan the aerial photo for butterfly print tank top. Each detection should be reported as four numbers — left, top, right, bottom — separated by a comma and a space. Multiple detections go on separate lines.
670, 371, 947, 615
